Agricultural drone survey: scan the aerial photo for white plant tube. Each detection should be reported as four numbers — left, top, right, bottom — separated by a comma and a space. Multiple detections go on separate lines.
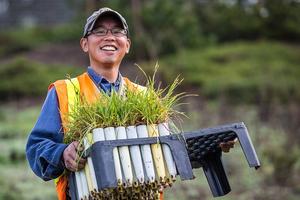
82, 138, 92, 194
126, 125, 145, 185
84, 137, 98, 192
116, 126, 133, 186
136, 124, 156, 183
147, 124, 167, 183
79, 169, 89, 199
93, 127, 105, 142
104, 127, 123, 185
84, 161, 93, 193
75, 171, 83, 200
158, 123, 177, 181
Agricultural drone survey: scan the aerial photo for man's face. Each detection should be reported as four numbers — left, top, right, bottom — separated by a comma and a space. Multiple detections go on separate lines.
80, 15, 130, 69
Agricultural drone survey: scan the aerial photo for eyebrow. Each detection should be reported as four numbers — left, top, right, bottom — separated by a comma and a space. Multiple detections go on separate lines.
94, 19, 123, 28
94, 24, 123, 30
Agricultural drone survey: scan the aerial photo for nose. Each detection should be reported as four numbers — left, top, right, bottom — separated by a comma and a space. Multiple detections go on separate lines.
103, 31, 116, 41
105, 30, 115, 40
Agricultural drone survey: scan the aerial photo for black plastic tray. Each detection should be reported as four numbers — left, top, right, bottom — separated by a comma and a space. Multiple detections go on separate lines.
69, 122, 260, 199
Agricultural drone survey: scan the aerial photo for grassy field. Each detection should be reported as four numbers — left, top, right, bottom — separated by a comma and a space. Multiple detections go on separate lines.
143, 41, 300, 104
0, 101, 299, 200
0, 106, 56, 199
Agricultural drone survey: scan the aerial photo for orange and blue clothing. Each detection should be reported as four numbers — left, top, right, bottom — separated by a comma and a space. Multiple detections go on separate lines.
26, 67, 164, 200
26, 67, 122, 181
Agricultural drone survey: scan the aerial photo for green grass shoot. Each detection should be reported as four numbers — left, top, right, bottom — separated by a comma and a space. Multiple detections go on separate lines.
64, 63, 187, 144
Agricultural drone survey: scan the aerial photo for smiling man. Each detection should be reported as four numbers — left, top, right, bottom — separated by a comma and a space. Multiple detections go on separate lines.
25, 7, 142, 200
26, 7, 236, 200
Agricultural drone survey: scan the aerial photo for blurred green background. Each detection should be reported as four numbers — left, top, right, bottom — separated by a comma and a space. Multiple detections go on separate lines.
0, 0, 300, 199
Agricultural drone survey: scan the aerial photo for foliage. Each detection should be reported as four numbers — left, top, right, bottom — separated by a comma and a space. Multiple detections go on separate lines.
0, 1, 299, 60
137, 0, 204, 57
0, 23, 82, 57
1, 1, 299, 60
0, 57, 83, 100
93, 0, 300, 59
155, 41, 300, 104
0, 106, 39, 166
193, 0, 300, 43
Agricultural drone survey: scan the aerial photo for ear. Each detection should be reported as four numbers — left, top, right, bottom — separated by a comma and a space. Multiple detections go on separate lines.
80, 38, 89, 52
126, 38, 131, 54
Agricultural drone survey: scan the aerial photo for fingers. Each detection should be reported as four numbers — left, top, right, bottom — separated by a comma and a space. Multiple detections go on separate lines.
63, 141, 87, 172
65, 158, 78, 172
77, 158, 87, 170
65, 157, 86, 172
220, 143, 230, 153
219, 139, 237, 153
63, 141, 77, 160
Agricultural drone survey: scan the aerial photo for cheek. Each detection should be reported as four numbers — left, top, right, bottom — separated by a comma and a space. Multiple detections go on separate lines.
118, 39, 130, 52
87, 38, 101, 51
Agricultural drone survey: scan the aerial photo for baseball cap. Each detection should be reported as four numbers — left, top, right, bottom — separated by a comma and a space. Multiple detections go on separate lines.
83, 7, 129, 38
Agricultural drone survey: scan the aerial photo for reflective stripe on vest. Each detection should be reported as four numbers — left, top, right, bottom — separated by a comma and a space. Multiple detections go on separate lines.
66, 78, 80, 116
50, 73, 100, 200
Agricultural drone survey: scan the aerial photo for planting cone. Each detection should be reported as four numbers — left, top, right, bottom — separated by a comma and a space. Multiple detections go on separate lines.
79, 169, 89, 199
84, 160, 93, 193
84, 137, 98, 192
158, 123, 177, 182
75, 171, 83, 199
82, 137, 92, 193
147, 124, 167, 183
126, 125, 145, 185
136, 125, 156, 183
92, 127, 105, 142
116, 126, 133, 186
104, 127, 123, 185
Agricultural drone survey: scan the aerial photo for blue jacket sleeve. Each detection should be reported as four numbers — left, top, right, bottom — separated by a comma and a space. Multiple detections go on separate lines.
26, 87, 68, 181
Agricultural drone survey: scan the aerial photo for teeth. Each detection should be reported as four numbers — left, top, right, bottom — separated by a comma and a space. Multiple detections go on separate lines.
101, 46, 116, 51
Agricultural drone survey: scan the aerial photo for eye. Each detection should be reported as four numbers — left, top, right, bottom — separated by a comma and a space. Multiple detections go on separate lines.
93, 28, 107, 35
112, 28, 126, 36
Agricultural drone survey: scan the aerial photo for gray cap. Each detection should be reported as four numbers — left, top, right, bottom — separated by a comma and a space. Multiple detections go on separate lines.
83, 7, 129, 38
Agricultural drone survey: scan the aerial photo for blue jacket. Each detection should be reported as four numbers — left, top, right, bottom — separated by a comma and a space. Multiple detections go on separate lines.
26, 67, 121, 181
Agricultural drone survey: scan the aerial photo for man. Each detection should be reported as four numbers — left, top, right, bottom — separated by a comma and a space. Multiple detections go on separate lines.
26, 7, 235, 200
26, 7, 134, 200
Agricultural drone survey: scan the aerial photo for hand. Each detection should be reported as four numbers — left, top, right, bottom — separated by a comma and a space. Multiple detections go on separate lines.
63, 141, 86, 172
219, 138, 238, 153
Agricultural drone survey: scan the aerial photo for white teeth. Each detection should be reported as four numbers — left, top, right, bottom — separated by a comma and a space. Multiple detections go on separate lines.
101, 46, 117, 51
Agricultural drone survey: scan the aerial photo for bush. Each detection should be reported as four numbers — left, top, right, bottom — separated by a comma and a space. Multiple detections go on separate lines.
194, 0, 300, 42
0, 23, 82, 58
0, 57, 83, 100
155, 41, 300, 104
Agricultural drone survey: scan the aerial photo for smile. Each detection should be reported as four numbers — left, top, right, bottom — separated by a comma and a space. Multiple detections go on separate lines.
100, 45, 117, 51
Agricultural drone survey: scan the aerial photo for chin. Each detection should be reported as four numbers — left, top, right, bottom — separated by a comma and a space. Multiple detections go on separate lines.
102, 60, 119, 68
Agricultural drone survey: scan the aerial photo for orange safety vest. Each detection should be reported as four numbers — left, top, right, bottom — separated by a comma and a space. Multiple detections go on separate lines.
48, 72, 163, 200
